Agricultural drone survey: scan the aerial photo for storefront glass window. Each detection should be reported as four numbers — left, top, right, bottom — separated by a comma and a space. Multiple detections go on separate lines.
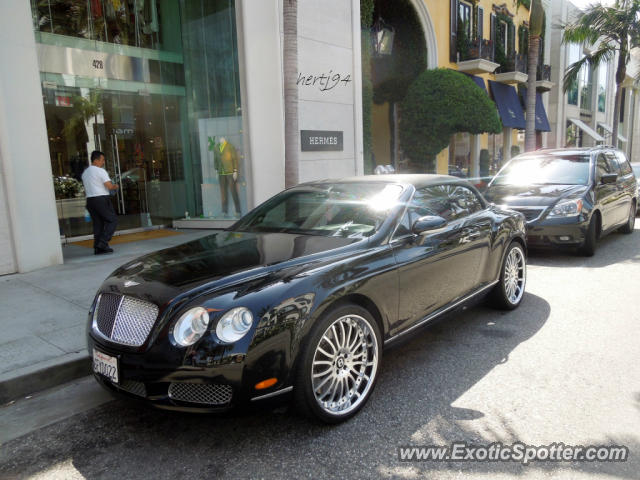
567, 43, 580, 106
31, 0, 178, 50
579, 63, 592, 111
565, 121, 583, 147
598, 62, 607, 113
32, 0, 245, 238
181, 0, 246, 219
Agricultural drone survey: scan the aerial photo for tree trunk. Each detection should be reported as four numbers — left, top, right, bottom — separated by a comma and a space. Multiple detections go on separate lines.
283, 0, 299, 188
525, 35, 540, 152
612, 44, 627, 148
525, 0, 544, 152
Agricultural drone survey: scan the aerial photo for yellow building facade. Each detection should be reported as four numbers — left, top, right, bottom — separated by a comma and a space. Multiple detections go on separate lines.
371, 0, 536, 176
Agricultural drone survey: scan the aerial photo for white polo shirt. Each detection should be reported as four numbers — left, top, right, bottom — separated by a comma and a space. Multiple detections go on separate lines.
82, 165, 111, 197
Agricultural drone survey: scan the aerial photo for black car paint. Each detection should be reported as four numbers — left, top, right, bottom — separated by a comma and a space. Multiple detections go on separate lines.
485, 149, 637, 248
87, 177, 526, 411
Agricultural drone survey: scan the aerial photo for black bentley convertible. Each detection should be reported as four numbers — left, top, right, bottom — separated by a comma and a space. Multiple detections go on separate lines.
88, 175, 527, 423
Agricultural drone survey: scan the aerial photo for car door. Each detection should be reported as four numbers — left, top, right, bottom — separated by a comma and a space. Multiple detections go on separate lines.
595, 153, 620, 231
389, 184, 491, 336
612, 151, 637, 223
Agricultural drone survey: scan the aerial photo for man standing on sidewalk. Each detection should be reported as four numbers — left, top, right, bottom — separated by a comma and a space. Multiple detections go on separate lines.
82, 151, 119, 255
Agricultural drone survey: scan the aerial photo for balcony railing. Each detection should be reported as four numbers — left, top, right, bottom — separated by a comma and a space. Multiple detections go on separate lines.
497, 53, 528, 74
466, 39, 495, 63
537, 64, 551, 81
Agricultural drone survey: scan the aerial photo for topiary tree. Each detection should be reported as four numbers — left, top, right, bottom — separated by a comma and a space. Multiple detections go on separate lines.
399, 69, 502, 172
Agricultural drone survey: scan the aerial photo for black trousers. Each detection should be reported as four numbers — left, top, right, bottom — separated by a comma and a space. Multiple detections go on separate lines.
219, 174, 241, 215
86, 196, 118, 250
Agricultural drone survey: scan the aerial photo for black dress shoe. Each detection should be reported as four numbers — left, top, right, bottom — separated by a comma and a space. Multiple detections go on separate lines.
94, 247, 114, 255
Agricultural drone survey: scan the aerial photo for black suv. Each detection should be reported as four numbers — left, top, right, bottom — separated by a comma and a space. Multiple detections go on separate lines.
485, 147, 637, 256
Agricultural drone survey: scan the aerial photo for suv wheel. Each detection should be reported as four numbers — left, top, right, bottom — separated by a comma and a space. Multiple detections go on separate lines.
619, 202, 636, 234
579, 215, 598, 256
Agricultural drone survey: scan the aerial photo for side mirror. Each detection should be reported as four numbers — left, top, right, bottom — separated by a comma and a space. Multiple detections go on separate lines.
601, 173, 618, 184
412, 215, 447, 235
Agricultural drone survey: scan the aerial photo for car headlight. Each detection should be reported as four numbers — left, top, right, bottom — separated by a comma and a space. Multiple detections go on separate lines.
172, 307, 210, 347
548, 198, 583, 218
216, 307, 254, 343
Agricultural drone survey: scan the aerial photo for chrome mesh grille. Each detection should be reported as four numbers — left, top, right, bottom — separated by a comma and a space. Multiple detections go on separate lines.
168, 383, 233, 405
94, 294, 159, 347
111, 296, 159, 346
119, 380, 147, 397
95, 293, 121, 337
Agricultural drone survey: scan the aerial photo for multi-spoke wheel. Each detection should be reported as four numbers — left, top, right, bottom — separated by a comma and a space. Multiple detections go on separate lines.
295, 304, 381, 423
488, 242, 526, 310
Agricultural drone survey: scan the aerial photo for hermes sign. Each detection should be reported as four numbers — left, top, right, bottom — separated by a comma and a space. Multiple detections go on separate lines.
300, 130, 344, 152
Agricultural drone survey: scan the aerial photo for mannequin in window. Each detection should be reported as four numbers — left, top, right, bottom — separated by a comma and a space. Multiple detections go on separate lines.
214, 136, 241, 217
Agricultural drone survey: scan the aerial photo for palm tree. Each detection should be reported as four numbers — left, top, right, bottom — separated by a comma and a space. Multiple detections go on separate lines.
562, 0, 640, 146
525, 0, 545, 152
283, 0, 299, 188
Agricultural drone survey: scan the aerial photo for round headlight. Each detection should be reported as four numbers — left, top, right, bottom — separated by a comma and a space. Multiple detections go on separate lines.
172, 307, 210, 347
216, 307, 254, 343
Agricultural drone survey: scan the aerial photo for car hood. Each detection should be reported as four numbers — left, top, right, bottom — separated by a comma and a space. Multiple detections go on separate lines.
485, 184, 589, 207
100, 230, 362, 306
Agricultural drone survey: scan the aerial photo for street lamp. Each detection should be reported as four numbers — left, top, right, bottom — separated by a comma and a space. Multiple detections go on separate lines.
371, 17, 395, 56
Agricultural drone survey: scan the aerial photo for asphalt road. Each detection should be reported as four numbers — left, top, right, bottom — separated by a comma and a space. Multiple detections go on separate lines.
1, 226, 639, 480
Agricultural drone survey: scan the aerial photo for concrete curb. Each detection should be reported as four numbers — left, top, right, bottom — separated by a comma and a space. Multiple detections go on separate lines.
0, 352, 90, 405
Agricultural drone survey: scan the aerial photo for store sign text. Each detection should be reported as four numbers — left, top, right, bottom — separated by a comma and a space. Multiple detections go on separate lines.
301, 130, 344, 151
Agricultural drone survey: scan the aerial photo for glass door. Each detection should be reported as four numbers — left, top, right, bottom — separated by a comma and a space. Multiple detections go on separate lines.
46, 87, 185, 238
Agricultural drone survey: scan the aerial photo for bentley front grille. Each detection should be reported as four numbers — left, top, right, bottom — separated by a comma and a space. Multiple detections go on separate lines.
94, 293, 159, 347
168, 383, 233, 406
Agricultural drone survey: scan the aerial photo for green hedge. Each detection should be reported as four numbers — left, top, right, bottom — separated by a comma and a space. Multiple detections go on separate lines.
400, 69, 502, 171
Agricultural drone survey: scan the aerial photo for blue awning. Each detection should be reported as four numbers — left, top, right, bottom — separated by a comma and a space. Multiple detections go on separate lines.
519, 87, 551, 132
488, 80, 526, 130
463, 73, 488, 94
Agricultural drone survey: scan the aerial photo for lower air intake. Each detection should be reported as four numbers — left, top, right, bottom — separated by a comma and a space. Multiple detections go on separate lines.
168, 383, 233, 405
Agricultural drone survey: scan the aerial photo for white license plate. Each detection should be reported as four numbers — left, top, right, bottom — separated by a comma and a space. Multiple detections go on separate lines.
93, 349, 119, 384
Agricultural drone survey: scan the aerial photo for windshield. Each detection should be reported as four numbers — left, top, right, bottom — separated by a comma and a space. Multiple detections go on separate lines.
233, 183, 404, 238
492, 154, 591, 186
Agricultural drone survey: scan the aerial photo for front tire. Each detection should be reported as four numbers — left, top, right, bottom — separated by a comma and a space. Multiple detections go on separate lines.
294, 304, 382, 423
579, 215, 598, 256
619, 202, 636, 234
488, 242, 526, 310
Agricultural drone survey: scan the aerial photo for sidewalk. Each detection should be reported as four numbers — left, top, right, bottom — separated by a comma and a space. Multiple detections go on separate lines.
0, 229, 212, 404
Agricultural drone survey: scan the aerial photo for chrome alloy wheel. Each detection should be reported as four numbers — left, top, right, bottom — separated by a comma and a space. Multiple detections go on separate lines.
504, 246, 526, 305
311, 314, 379, 415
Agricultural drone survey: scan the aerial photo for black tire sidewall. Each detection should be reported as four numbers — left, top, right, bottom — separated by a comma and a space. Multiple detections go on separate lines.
295, 304, 382, 423
621, 203, 635, 233
580, 216, 597, 256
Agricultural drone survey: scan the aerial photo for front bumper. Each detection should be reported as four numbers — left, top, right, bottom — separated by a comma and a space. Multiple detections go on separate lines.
525, 214, 589, 248
87, 334, 291, 412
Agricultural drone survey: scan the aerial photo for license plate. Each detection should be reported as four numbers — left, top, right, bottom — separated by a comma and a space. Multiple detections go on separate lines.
93, 349, 119, 384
